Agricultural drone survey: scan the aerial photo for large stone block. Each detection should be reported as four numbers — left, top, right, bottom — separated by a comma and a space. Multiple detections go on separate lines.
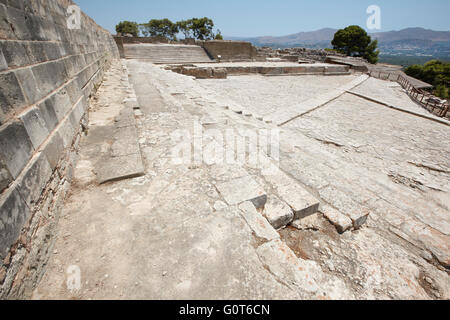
0, 72, 27, 116
0, 46, 8, 71
0, 40, 30, 68
38, 98, 59, 132
262, 166, 320, 220
0, 4, 15, 40
46, 87, 72, 122
0, 187, 30, 260
42, 130, 64, 171
215, 175, 267, 209
57, 115, 76, 148
0, 156, 12, 193
263, 196, 294, 229
24, 41, 48, 65
19, 106, 50, 149
31, 60, 68, 97
65, 79, 83, 105
0, 120, 34, 178
17, 152, 52, 207
14, 67, 43, 105
239, 201, 280, 241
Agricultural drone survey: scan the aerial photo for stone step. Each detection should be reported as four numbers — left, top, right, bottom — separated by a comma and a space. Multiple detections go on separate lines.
123, 44, 213, 63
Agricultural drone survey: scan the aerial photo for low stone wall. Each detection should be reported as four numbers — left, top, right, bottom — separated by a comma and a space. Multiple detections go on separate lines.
0, 0, 119, 298
201, 40, 257, 62
166, 64, 350, 79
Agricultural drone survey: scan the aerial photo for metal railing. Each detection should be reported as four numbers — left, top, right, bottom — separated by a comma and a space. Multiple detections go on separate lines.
369, 71, 449, 119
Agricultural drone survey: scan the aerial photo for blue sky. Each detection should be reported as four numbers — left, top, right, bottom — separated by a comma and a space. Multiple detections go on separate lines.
75, 0, 450, 37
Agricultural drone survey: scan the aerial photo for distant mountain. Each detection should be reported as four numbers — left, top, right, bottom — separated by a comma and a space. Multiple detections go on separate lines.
227, 27, 450, 58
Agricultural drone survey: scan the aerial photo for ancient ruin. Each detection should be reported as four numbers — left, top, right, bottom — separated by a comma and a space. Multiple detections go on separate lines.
0, 0, 448, 300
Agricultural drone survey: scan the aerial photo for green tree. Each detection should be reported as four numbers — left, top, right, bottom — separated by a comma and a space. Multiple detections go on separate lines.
405, 60, 450, 99
189, 17, 214, 40
177, 20, 193, 39
214, 29, 223, 40
141, 19, 179, 40
115, 21, 139, 37
331, 25, 379, 64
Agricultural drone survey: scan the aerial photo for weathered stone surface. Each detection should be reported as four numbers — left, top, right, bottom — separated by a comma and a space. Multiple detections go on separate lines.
322, 205, 353, 233
263, 196, 293, 229
17, 152, 52, 207
0, 120, 34, 178
0, 40, 30, 68
238, 201, 279, 241
57, 116, 76, 148
348, 206, 370, 230
14, 68, 42, 104
19, 106, 50, 149
290, 213, 323, 231
0, 46, 7, 71
0, 156, 12, 192
0, 187, 30, 259
47, 88, 72, 122
263, 167, 319, 219
42, 131, 64, 170
256, 240, 319, 294
0, 72, 26, 116
212, 68, 227, 79
95, 153, 145, 184
31, 60, 67, 98
216, 175, 267, 208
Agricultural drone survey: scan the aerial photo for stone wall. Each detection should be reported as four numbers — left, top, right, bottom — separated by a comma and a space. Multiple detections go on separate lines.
0, 0, 119, 298
201, 40, 257, 62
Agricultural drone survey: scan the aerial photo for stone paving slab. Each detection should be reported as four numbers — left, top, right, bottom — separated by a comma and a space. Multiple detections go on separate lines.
238, 201, 280, 241
95, 153, 145, 184
215, 175, 267, 208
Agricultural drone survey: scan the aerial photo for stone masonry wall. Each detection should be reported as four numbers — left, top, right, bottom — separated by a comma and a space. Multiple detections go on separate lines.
0, 0, 119, 298
201, 40, 257, 62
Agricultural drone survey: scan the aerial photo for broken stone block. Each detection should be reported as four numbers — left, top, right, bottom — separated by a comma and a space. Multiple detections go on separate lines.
238, 201, 279, 241
215, 175, 267, 208
262, 165, 320, 220
263, 196, 294, 229
290, 213, 322, 231
349, 206, 370, 230
212, 68, 227, 79
277, 184, 319, 220
322, 205, 353, 234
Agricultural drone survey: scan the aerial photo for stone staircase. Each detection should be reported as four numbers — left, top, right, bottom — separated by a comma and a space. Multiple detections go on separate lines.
123, 43, 213, 64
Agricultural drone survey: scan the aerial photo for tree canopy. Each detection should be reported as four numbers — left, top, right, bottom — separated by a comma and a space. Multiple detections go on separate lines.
331, 25, 379, 64
189, 17, 214, 40
116, 17, 221, 41
115, 21, 139, 37
405, 60, 450, 99
140, 19, 179, 40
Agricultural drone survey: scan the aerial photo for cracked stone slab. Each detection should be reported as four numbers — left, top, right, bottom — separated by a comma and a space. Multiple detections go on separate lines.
256, 239, 319, 295
290, 213, 323, 231
95, 153, 145, 184
238, 202, 280, 241
263, 196, 294, 229
215, 175, 267, 208
262, 166, 319, 219
322, 205, 353, 234
348, 206, 370, 230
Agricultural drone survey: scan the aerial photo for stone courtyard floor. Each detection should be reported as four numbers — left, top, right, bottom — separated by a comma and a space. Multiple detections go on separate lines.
33, 60, 449, 299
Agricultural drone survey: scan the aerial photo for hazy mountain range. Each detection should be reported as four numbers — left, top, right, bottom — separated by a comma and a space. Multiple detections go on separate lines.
227, 28, 450, 58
